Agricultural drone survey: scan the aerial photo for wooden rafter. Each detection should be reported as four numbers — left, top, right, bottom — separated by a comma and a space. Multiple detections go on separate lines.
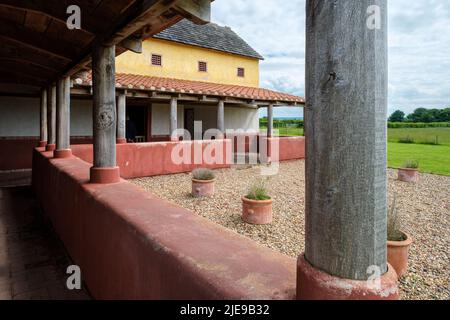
0, 0, 212, 95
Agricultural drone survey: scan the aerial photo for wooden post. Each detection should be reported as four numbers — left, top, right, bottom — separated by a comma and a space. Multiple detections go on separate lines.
217, 100, 225, 138
46, 85, 56, 151
90, 44, 120, 184
54, 77, 71, 158
39, 89, 48, 147
170, 97, 178, 141
267, 103, 274, 138
297, 0, 398, 300
116, 92, 127, 144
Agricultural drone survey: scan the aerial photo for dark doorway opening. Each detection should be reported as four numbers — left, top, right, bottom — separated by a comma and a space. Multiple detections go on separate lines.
126, 106, 147, 142
184, 108, 194, 140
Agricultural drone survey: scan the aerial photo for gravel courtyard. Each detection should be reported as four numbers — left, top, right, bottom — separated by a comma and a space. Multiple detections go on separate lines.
130, 160, 449, 300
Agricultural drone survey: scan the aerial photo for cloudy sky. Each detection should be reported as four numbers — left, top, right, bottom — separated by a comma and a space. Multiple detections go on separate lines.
211, 0, 450, 118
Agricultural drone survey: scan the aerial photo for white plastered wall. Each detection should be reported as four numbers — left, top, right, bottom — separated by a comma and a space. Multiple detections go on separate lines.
151, 103, 185, 135
0, 96, 93, 137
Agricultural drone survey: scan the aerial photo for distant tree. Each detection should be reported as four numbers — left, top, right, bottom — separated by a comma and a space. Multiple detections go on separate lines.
443, 108, 450, 121
407, 108, 433, 122
388, 110, 405, 122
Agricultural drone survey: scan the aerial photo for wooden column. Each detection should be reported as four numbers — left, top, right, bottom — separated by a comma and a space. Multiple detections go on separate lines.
217, 100, 225, 138
46, 85, 56, 151
54, 77, 71, 158
90, 44, 120, 184
38, 89, 48, 147
116, 92, 127, 144
170, 97, 178, 141
267, 103, 274, 137
297, 0, 398, 300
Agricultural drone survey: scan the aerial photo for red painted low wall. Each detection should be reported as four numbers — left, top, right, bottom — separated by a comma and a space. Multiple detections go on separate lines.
32, 149, 296, 299
72, 139, 232, 179
0, 136, 92, 170
266, 136, 306, 161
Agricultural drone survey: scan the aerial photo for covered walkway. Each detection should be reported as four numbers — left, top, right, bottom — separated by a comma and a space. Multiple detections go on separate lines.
0, 187, 90, 299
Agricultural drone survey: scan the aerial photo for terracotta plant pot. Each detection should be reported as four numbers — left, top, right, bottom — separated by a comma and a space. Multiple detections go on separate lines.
242, 196, 273, 225
387, 232, 412, 278
192, 179, 215, 197
398, 168, 419, 183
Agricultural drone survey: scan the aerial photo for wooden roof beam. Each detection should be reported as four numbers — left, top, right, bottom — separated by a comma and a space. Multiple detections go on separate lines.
0, 1, 101, 35
0, 19, 77, 61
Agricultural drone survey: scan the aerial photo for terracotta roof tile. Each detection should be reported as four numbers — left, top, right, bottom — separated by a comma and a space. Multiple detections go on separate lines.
78, 73, 304, 104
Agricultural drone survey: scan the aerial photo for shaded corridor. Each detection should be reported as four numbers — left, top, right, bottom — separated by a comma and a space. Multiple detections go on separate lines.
0, 187, 90, 300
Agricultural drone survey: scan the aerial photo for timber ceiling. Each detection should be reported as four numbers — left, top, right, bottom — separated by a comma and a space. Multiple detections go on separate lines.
0, 0, 211, 96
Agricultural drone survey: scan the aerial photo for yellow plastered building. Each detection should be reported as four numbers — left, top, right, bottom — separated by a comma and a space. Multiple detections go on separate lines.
116, 19, 263, 87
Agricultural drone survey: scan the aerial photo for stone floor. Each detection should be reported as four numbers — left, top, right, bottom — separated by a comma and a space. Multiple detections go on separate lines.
0, 187, 90, 300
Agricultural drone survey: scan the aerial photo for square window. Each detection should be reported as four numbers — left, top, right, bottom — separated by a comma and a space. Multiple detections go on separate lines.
198, 61, 208, 72
237, 67, 245, 77
151, 54, 162, 66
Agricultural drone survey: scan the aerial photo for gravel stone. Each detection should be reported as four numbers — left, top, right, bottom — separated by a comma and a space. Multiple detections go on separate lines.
130, 160, 449, 300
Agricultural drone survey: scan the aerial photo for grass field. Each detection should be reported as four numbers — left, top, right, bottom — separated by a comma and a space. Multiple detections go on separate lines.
259, 125, 450, 176
387, 128, 450, 176
260, 126, 304, 136
388, 127, 450, 145
388, 142, 450, 176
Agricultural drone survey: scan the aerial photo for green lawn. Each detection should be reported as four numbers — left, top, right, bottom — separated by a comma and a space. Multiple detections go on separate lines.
388, 142, 450, 176
260, 126, 304, 137
258, 125, 450, 176
388, 127, 450, 145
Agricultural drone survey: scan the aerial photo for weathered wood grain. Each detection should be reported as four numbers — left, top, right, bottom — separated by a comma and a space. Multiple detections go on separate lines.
304, 0, 388, 280
56, 77, 70, 150
40, 89, 47, 142
92, 44, 116, 168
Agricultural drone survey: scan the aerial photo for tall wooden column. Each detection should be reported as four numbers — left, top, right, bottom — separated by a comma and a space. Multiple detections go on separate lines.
267, 103, 274, 137
39, 89, 48, 147
46, 85, 56, 151
217, 100, 225, 138
169, 97, 178, 141
90, 44, 120, 184
54, 77, 72, 158
297, 0, 398, 299
116, 92, 127, 144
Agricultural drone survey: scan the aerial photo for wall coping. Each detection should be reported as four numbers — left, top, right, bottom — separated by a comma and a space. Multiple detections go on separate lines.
34, 149, 296, 299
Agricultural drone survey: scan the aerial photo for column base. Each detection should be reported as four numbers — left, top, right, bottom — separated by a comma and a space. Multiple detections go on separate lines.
296, 254, 399, 300
45, 144, 56, 151
54, 149, 72, 159
170, 136, 180, 142
38, 141, 47, 148
116, 138, 127, 144
90, 166, 120, 184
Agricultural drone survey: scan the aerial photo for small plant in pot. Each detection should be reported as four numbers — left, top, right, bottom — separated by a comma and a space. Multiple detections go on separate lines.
191, 168, 216, 197
398, 160, 419, 183
242, 179, 273, 225
387, 196, 412, 278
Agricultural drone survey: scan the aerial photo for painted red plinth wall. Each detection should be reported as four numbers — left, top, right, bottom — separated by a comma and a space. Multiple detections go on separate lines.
0, 136, 92, 170
32, 149, 296, 299
72, 139, 233, 179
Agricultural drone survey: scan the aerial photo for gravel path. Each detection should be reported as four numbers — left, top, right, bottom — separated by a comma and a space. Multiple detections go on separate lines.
130, 160, 449, 300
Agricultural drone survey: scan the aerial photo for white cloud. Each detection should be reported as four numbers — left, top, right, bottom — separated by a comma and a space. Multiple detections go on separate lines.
212, 0, 450, 117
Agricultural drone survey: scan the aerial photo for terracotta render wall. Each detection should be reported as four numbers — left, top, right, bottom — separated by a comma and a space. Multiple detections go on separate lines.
32, 148, 296, 299
1, 136, 305, 172
71, 139, 233, 179
0, 137, 92, 170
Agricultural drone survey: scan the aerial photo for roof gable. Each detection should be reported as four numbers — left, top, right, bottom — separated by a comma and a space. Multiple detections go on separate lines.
153, 19, 264, 60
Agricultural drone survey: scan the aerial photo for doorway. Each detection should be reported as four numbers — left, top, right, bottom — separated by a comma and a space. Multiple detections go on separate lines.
126, 106, 147, 142
184, 108, 194, 140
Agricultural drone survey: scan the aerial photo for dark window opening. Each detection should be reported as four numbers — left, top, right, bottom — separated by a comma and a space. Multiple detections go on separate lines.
237, 67, 245, 77
198, 61, 207, 72
151, 54, 162, 66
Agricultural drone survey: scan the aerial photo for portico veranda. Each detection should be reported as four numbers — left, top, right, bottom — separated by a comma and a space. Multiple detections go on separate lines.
0, 0, 399, 300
